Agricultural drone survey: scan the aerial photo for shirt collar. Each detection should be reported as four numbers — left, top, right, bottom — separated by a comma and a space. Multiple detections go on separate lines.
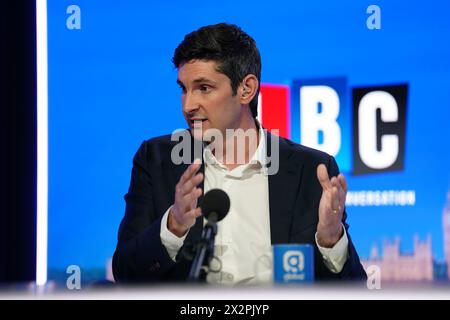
203, 120, 267, 174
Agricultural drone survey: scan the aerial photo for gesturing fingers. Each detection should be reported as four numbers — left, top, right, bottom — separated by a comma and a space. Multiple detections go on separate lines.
180, 172, 204, 196
330, 177, 341, 213
338, 173, 348, 193
176, 159, 202, 194
318, 162, 347, 215
170, 160, 204, 235
186, 187, 202, 211
337, 174, 347, 207
331, 175, 347, 214
179, 158, 202, 186
317, 164, 332, 190
175, 161, 204, 214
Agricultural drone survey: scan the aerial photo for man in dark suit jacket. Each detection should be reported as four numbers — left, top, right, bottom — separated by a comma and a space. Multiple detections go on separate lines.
113, 23, 367, 283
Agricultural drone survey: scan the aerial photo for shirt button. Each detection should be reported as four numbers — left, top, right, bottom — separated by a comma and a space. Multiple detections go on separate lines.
209, 258, 221, 272
224, 272, 234, 281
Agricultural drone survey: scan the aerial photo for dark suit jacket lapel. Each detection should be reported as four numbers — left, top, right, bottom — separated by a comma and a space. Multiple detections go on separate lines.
267, 133, 305, 244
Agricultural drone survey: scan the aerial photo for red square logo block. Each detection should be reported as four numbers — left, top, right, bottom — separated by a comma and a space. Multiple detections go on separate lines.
259, 84, 290, 139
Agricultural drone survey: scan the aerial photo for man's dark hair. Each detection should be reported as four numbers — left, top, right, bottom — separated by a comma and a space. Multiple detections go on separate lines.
172, 23, 261, 118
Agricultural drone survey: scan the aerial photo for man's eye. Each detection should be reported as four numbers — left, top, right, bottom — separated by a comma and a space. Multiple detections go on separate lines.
179, 86, 186, 93
200, 85, 211, 93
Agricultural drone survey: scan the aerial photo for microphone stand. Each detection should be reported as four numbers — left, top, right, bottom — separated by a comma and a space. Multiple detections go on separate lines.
188, 221, 218, 282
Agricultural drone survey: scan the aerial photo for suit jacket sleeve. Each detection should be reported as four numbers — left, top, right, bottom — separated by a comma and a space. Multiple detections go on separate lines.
112, 141, 185, 282
314, 155, 367, 281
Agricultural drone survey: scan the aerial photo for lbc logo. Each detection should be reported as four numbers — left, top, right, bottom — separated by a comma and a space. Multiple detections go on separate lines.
259, 79, 408, 175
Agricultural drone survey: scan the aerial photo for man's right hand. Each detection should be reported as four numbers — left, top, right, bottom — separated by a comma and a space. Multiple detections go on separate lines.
168, 158, 204, 237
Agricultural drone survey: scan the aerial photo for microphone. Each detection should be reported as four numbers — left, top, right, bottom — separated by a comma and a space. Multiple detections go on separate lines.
188, 189, 230, 282
201, 188, 230, 225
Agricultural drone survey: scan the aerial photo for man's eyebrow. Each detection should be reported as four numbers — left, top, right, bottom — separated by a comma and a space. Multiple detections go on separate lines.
177, 77, 217, 87
192, 77, 217, 85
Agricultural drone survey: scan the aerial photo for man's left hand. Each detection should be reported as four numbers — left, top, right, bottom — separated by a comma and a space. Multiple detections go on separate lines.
316, 163, 347, 248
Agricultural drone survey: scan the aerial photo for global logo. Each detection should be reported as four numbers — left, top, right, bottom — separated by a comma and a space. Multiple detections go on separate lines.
283, 250, 305, 273
282, 250, 306, 282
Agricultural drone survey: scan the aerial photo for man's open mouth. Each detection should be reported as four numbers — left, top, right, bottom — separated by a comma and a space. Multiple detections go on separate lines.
190, 119, 208, 125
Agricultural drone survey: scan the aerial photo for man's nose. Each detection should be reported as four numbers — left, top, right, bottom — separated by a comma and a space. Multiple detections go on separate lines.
183, 92, 200, 113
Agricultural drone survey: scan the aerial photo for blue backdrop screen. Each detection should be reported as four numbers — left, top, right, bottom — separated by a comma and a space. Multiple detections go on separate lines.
47, 0, 450, 283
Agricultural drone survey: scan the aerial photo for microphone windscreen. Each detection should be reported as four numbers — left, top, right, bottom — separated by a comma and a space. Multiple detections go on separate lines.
201, 189, 230, 222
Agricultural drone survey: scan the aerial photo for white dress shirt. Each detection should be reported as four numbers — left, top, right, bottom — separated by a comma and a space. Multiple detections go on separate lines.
160, 127, 348, 284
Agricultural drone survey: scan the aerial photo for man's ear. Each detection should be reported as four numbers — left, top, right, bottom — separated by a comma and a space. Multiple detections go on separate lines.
239, 74, 259, 105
